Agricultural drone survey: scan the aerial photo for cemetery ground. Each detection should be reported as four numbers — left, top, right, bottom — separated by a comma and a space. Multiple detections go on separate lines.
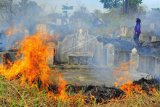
0, 33, 160, 107
0, 67, 160, 107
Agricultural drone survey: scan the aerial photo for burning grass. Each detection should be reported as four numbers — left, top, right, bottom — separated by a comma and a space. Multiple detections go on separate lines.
0, 76, 86, 107
0, 29, 86, 106
0, 29, 69, 102
112, 61, 160, 97
0, 76, 160, 107
0, 27, 160, 106
0, 32, 53, 88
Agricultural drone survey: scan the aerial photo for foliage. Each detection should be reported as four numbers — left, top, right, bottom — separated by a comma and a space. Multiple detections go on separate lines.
100, 0, 143, 13
100, 0, 122, 9
128, 0, 142, 6
128, 0, 143, 10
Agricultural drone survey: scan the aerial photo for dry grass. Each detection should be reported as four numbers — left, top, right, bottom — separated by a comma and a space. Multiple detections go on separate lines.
103, 94, 160, 107
0, 76, 160, 107
0, 76, 87, 107
0, 77, 52, 107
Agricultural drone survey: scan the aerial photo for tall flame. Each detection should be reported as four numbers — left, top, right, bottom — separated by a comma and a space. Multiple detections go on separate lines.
113, 62, 132, 87
0, 26, 69, 100
113, 62, 144, 95
0, 32, 53, 89
57, 74, 68, 100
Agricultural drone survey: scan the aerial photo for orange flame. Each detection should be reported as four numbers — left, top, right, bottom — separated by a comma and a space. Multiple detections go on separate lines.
113, 61, 157, 96
0, 26, 69, 100
120, 81, 142, 95
57, 74, 68, 100
113, 62, 132, 87
0, 33, 52, 88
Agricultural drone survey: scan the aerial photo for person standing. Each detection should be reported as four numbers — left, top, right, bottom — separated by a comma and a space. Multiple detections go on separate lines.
134, 18, 141, 46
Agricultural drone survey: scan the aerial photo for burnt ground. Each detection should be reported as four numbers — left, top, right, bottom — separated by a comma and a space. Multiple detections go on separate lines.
44, 67, 160, 103
47, 78, 160, 104
48, 84, 125, 103
133, 78, 160, 95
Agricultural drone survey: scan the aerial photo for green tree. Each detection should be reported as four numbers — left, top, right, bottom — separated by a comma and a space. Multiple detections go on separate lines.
100, 0, 143, 14
100, 0, 122, 9
128, 0, 142, 11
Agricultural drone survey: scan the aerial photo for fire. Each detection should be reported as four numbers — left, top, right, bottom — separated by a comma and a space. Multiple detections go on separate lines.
113, 62, 132, 87
113, 61, 157, 96
120, 81, 142, 95
113, 61, 141, 95
57, 74, 68, 100
0, 32, 53, 88
0, 26, 68, 100
149, 87, 157, 94
1, 25, 70, 101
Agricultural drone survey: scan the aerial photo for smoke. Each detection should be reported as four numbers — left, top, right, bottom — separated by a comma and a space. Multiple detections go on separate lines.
142, 9, 160, 37
0, 0, 49, 50
0, 0, 159, 85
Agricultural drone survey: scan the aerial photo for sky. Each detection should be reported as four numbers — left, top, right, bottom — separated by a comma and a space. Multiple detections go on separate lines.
15, 0, 160, 13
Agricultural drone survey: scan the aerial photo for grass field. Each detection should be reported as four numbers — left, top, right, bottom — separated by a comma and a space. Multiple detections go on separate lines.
0, 76, 160, 107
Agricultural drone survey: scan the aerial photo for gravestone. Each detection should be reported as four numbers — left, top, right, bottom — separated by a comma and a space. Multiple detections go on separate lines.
47, 42, 55, 66
120, 26, 128, 37
140, 35, 152, 43
94, 42, 104, 66
105, 44, 115, 67
138, 55, 156, 75
151, 36, 160, 42
155, 57, 160, 78
116, 50, 130, 65
56, 29, 101, 65
130, 48, 139, 72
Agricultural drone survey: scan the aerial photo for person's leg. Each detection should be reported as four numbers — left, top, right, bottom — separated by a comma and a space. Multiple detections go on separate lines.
134, 33, 139, 46
137, 34, 140, 46
133, 33, 137, 45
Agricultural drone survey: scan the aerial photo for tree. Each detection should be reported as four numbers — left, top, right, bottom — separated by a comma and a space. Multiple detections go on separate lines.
128, 0, 142, 12
100, 0, 143, 14
100, 0, 122, 9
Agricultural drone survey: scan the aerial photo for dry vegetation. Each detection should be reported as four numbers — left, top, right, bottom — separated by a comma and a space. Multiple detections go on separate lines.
0, 76, 160, 107
0, 76, 89, 107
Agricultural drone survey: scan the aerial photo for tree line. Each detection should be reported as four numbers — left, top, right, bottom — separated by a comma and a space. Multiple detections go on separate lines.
100, 0, 143, 14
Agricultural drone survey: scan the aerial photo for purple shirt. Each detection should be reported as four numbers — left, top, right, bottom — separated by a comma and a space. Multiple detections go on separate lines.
134, 23, 141, 34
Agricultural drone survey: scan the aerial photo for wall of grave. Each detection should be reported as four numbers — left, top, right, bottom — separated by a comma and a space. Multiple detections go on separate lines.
55, 29, 103, 65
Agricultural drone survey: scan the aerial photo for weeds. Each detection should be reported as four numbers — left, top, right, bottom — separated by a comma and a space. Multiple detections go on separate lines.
0, 77, 160, 107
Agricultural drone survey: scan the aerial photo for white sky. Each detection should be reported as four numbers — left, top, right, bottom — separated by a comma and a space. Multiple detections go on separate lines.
14, 0, 160, 13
